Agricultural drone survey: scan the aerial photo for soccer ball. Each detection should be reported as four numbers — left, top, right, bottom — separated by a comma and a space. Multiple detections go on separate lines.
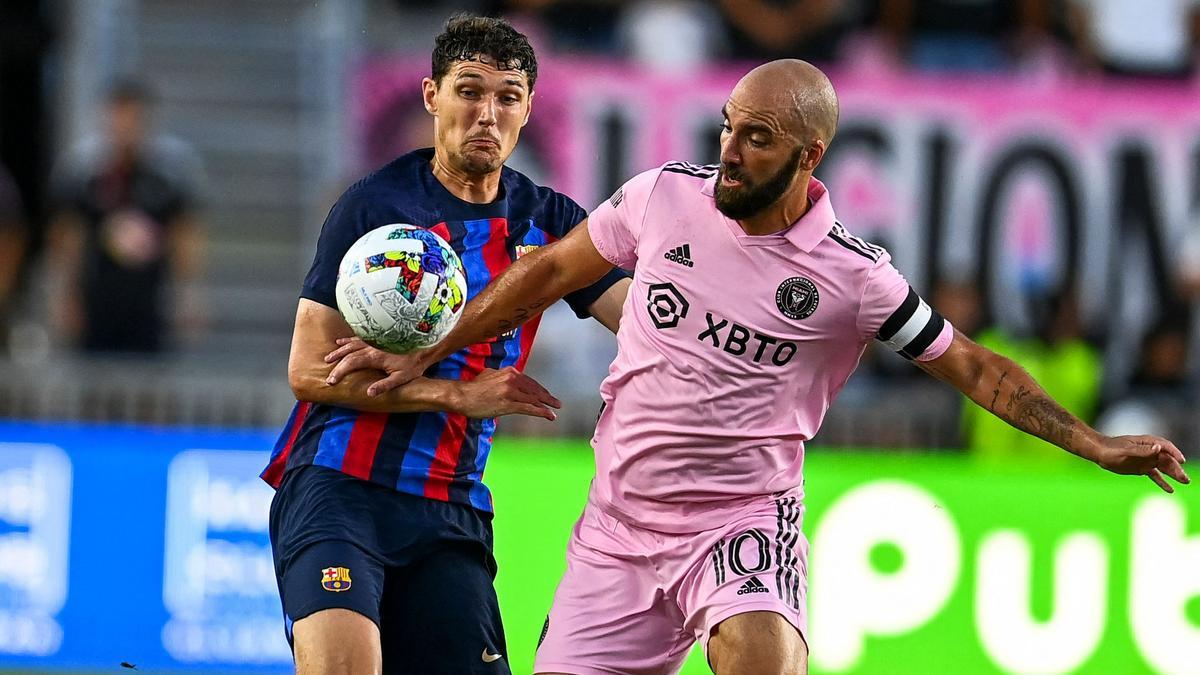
335, 224, 468, 353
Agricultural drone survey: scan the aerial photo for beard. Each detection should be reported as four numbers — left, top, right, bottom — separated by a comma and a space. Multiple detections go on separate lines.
714, 147, 805, 220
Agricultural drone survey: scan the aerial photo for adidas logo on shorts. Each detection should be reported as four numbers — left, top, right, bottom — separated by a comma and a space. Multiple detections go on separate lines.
736, 576, 769, 595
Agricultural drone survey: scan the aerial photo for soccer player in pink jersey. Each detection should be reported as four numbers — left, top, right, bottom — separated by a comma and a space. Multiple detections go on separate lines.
326, 60, 1190, 674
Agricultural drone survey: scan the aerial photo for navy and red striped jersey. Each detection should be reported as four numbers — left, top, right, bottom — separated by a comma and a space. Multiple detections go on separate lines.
261, 148, 626, 512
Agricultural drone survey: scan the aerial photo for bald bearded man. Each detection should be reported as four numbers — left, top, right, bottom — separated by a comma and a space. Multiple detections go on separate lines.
325, 60, 1190, 674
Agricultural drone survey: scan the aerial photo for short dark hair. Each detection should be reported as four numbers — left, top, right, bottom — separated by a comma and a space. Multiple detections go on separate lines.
431, 13, 538, 89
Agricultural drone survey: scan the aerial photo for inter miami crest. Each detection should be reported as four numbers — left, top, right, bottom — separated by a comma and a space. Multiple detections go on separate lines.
321, 566, 352, 592
776, 276, 819, 320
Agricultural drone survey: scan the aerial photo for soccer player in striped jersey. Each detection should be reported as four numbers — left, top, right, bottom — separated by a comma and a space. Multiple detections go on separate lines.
261, 15, 629, 675
327, 60, 1190, 674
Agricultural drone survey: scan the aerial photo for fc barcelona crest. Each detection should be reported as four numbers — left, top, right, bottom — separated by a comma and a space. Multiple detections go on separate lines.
515, 244, 540, 259
321, 566, 352, 592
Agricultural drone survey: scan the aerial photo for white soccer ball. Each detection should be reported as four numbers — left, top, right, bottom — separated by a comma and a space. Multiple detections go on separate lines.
335, 224, 468, 354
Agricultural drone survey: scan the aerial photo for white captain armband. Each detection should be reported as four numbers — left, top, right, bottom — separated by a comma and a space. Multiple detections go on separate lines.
876, 286, 946, 360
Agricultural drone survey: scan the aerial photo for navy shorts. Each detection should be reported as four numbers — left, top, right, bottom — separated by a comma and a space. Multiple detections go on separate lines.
269, 465, 510, 674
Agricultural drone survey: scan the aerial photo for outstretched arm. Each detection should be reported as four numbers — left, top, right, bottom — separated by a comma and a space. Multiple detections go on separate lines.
326, 221, 616, 393
290, 299, 559, 419
917, 329, 1190, 492
438, 221, 614, 348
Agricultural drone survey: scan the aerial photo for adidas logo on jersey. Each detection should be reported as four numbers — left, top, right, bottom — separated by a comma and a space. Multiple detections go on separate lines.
736, 576, 769, 595
664, 244, 694, 267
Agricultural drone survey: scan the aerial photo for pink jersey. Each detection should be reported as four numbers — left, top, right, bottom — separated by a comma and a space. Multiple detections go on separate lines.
586, 163, 954, 533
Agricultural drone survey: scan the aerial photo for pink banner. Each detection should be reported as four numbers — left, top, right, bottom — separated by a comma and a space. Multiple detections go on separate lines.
355, 59, 1200, 372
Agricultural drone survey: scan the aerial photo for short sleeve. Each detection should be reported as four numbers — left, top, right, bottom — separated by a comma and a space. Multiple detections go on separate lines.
562, 267, 629, 318
534, 189, 588, 239
859, 255, 954, 361
586, 167, 661, 269
300, 189, 395, 309
532, 187, 631, 318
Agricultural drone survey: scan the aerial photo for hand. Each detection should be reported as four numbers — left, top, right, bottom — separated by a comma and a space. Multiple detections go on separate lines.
1092, 435, 1190, 493
455, 367, 562, 421
324, 337, 429, 396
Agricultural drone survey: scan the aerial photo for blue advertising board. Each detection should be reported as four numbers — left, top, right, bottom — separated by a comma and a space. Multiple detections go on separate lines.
0, 422, 289, 672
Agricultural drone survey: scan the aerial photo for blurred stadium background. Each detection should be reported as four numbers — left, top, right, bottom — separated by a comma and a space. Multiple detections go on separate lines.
0, 0, 1198, 673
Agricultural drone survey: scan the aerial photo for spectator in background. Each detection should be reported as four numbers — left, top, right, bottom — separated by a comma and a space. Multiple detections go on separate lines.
932, 277, 984, 337
1097, 315, 1198, 455
618, 0, 726, 72
963, 286, 1102, 463
875, 0, 1055, 71
0, 163, 27, 351
1182, 213, 1200, 301
1066, 0, 1200, 77
716, 0, 860, 63
47, 81, 205, 354
1176, 210, 1200, 387
485, 0, 628, 54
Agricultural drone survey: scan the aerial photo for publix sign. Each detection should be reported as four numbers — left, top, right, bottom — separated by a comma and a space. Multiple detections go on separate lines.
802, 459, 1199, 675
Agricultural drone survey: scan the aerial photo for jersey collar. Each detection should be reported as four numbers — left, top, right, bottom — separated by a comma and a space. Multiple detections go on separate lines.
787, 178, 836, 252
702, 175, 836, 252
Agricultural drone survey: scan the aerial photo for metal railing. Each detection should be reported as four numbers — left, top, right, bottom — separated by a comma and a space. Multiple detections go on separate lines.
0, 355, 966, 449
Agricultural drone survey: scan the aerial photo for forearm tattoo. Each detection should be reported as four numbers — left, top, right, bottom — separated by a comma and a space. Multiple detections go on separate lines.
1012, 397, 1077, 447
989, 371, 1008, 412
1005, 383, 1031, 412
496, 296, 549, 335
999, 378, 1077, 448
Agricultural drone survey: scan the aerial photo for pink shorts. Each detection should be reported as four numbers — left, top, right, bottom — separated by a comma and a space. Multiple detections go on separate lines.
533, 493, 808, 675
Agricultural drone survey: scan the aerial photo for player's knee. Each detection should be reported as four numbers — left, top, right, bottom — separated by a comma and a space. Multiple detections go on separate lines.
293, 608, 381, 675
708, 611, 807, 675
